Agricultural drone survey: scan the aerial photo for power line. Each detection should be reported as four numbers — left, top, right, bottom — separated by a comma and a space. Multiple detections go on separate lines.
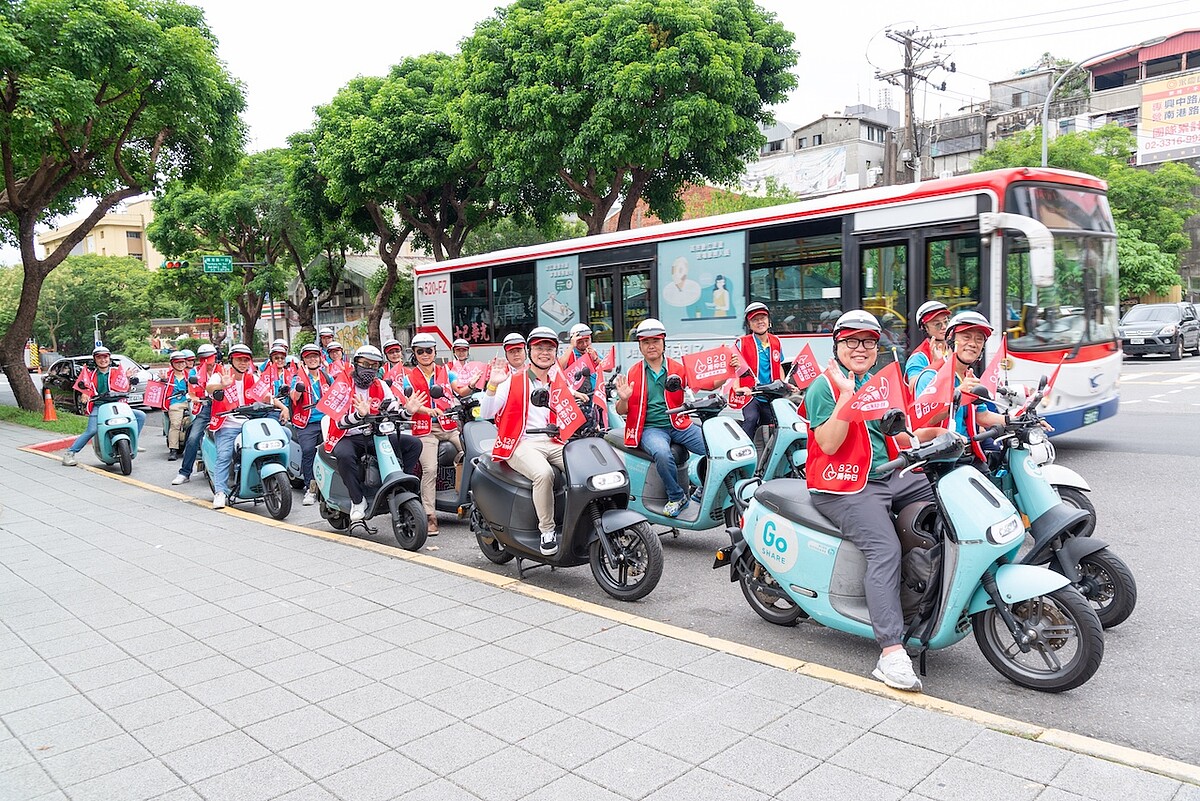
940, 0, 1189, 39
958, 10, 1199, 46
928, 0, 1160, 34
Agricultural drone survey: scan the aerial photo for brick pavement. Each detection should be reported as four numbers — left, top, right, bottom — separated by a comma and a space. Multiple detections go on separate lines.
1, 421, 1196, 801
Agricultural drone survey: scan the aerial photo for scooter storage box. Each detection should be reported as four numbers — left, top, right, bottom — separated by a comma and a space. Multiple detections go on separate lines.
474, 461, 564, 536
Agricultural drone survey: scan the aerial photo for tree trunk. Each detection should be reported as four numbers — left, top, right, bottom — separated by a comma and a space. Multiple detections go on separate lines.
368, 261, 397, 349
0, 266, 48, 410
616, 170, 652, 231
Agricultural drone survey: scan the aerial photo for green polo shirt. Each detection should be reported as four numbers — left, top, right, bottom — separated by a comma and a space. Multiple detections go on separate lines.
805, 365, 891, 479
643, 362, 670, 429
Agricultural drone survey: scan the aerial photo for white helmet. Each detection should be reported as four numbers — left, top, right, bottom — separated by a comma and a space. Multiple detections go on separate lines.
946, 310, 994, 342
569, 323, 592, 339
917, 300, 950, 326
197, 343, 217, 358
411, 333, 437, 350
271, 338, 287, 347
634, 318, 667, 340
353, 344, 384, 365
326, 341, 343, 353
451, 338, 470, 349
502, 332, 526, 350
832, 310, 882, 339
269, 343, 288, 356
382, 338, 402, 352
229, 344, 253, 358
318, 327, 334, 337
744, 301, 770, 321
527, 326, 559, 347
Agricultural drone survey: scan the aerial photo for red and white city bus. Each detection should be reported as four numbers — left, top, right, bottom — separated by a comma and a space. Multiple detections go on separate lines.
413, 167, 1120, 435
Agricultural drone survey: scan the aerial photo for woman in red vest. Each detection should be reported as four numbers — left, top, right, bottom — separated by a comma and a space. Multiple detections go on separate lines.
805, 310, 948, 693
613, 318, 707, 518
729, 301, 784, 440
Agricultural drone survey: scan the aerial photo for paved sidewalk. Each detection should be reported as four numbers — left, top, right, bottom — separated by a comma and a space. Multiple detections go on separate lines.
1, 422, 1196, 801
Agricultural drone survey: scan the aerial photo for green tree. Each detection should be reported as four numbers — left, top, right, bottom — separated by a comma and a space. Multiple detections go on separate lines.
148, 150, 296, 346
973, 124, 1200, 299
150, 263, 230, 348
692, 177, 799, 218
461, 215, 587, 257
367, 265, 415, 335
457, 0, 798, 234
0, 0, 244, 409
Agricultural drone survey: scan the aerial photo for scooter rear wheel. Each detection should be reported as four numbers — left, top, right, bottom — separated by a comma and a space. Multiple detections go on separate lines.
1074, 548, 1137, 628
471, 507, 513, 564
738, 556, 804, 626
972, 586, 1104, 692
589, 522, 663, 601
1053, 487, 1096, 537
263, 473, 292, 520
116, 440, 132, 476
389, 495, 428, 551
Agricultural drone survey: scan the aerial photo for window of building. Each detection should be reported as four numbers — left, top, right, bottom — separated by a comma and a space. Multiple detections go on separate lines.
797, 136, 807, 149
1187, 50, 1200, 71
812, 134, 823, 146
926, 236, 982, 315
1059, 118, 1076, 135
127, 230, 142, 239
749, 218, 843, 334
865, 125, 885, 143
767, 139, 783, 153
1106, 108, 1137, 130
1011, 91, 1029, 108
1145, 55, 1182, 79
1094, 67, 1139, 91
99, 230, 104, 240
129, 253, 143, 261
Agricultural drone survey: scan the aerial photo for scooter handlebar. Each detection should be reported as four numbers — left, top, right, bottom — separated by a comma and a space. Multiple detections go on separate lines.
667, 393, 726, 416
971, 424, 1006, 442
880, 432, 966, 475
525, 425, 560, 437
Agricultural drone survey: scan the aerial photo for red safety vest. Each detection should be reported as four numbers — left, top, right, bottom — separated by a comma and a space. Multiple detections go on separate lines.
728, 333, 783, 411
405, 365, 457, 435
208, 369, 257, 431
74, 366, 130, 414
804, 373, 901, 495
623, 358, 691, 448
324, 380, 388, 453
492, 370, 559, 461
291, 368, 334, 429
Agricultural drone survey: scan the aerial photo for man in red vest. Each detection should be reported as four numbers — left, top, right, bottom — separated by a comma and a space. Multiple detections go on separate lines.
730, 301, 784, 440
480, 326, 566, 555
62, 346, 146, 466
904, 300, 951, 388
805, 311, 947, 692
613, 318, 707, 518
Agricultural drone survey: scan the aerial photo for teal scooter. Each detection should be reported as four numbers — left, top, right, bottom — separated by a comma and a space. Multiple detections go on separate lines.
200, 401, 293, 520
715, 414, 1105, 692
746, 380, 808, 480
91, 382, 141, 476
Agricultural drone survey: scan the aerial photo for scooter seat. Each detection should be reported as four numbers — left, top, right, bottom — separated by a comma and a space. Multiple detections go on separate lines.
478, 458, 564, 492
604, 432, 690, 467
754, 479, 843, 539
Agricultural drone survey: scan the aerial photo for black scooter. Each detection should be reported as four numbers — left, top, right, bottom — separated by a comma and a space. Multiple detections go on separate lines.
467, 391, 662, 601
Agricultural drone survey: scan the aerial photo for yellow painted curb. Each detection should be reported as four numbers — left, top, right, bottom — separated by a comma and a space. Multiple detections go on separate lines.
16, 441, 1199, 784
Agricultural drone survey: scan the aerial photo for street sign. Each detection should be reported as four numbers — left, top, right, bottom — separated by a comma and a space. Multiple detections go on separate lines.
202, 255, 233, 273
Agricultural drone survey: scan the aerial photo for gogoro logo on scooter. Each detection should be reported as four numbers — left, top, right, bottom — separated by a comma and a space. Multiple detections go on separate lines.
756, 519, 797, 571
849, 376, 894, 415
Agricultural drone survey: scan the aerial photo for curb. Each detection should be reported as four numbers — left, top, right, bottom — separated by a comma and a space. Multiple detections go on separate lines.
24, 435, 77, 452
14, 438, 1200, 786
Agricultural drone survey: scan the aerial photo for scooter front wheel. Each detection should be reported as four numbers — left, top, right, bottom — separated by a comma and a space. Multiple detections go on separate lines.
116, 440, 132, 476
1073, 548, 1137, 629
1053, 487, 1096, 537
589, 522, 663, 602
972, 587, 1104, 693
263, 473, 292, 520
738, 556, 804, 626
389, 495, 428, 552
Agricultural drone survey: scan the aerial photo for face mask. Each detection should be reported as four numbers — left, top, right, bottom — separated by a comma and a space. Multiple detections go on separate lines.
353, 365, 377, 389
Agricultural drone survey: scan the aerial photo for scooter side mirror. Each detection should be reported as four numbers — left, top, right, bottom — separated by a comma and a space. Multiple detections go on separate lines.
576, 365, 592, 380
530, 387, 550, 408
665, 375, 683, 393
879, 408, 908, 437
971, 386, 992, 401
212, 390, 225, 401
428, 384, 445, 400
128, 377, 140, 386
188, 375, 199, 385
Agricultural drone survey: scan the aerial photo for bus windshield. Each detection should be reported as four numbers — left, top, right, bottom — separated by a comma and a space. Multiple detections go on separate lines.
1005, 232, 1119, 350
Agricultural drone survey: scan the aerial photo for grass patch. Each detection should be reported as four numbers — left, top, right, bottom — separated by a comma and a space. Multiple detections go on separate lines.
0, 405, 88, 435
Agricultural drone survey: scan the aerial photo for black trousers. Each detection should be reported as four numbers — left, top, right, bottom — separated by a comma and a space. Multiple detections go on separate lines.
332, 433, 423, 503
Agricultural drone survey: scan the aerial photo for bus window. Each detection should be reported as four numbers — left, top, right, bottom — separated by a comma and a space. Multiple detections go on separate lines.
623, 270, 652, 334
582, 262, 654, 342
861, 242, 909, 364
491, 265, 537, 342
748, 228, 842, 333
585, 273, 615, 343
926, 235, 981, 314
452, 268, 491, 343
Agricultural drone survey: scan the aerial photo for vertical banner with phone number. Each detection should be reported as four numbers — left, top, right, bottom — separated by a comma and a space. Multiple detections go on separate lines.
536, 255, 580, 332
656, 232, 746, 338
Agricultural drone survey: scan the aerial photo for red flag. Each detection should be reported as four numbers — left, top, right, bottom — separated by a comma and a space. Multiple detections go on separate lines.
142, 380, 172, 410
977, 338, 1007, 397
788, 343, 822, 390
563, 353, 596, 389
315, 376, 355, 419
598, 347, 616, 372
836, 361, 907, 423
909, 356, 955, 428
548, 370, 586, 440
683, 345, 738, 390
245, 368, 274, 403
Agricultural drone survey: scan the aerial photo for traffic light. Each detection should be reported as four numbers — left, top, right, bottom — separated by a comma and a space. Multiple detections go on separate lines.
161, 259, 190, 270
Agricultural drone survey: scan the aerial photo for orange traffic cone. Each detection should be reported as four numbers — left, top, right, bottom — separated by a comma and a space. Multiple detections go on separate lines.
42, 387, 57, 422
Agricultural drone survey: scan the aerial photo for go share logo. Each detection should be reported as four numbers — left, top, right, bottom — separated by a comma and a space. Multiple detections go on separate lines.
756, 518, 798, 572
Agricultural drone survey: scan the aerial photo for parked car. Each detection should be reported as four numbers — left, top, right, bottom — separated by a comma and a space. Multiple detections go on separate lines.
43, 354, 153, 414
1118, 302, 1200, 360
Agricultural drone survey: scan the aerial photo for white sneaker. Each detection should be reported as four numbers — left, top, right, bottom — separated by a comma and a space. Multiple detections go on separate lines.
349, 500, 367, 522
171, 473, 190, 485
872, 649, 922, 692
212, 492, 227, 510
61, 451, 78, 466
539, 530, 559, 556
302, 490, 316, 506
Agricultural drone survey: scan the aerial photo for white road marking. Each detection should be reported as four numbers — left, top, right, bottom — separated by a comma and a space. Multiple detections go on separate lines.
1164, 374, 1200, 383
1148, 398, 1170, 404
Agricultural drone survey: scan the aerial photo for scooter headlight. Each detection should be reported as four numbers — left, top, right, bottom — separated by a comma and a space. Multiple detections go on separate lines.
1026, 428, 1047, 446
1029, 440, 1055, 466
791, 422, 807, 433
107, 416, 131, 425
589, 471, 627, 491
727, 445, 755, 462
378, 421, 396, 435
987, 513, 1024, 546
255, 440, 285, 451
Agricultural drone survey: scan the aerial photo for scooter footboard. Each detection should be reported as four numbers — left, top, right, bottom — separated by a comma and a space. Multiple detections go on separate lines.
967, 564, 1072, 616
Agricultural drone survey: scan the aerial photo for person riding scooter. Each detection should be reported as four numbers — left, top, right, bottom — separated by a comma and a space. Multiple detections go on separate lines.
326, 345, 424, 522
162, 350, 193, 460
62, 345, 147, 466
904, 300, 951, 387
613, 318, 708, 518
480, 326, 568, 555
172, 343, 218, 486
805, 310, 949, 692
291, 343, 337, 506
730, 301, 784, 441
382, 338, 405, 382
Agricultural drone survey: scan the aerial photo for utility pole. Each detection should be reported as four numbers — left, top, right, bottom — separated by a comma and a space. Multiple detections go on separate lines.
875, 28, 954, 185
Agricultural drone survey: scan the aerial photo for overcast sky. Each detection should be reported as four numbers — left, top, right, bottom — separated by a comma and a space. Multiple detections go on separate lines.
6, 0, 1197, 265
